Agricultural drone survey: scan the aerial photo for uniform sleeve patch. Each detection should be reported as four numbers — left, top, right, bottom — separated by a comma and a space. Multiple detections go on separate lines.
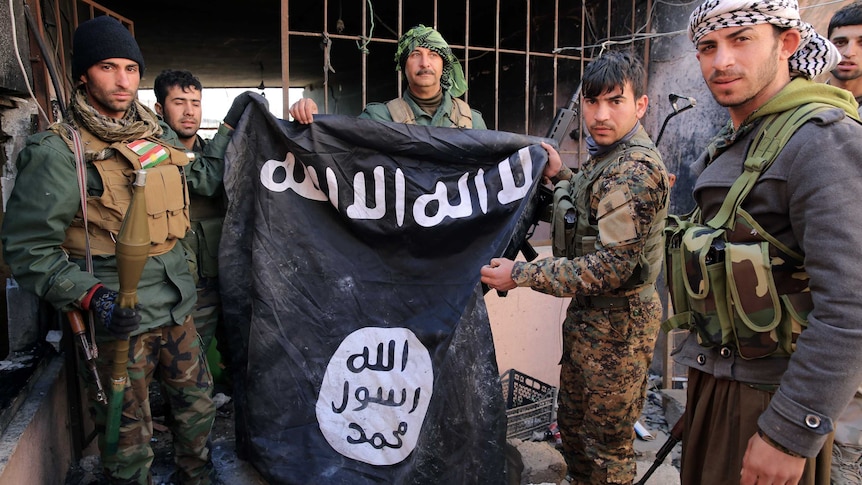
597, 188, 637, 245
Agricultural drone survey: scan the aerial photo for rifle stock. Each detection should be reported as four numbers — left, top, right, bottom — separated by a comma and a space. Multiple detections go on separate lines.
634, 415, 684, 485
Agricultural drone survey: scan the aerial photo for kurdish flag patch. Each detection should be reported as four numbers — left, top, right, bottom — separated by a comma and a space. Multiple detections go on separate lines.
127, 139, 169, 168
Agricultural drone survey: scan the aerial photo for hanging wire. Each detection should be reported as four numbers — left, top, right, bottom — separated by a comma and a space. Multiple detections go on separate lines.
9, 0, 51, 124
553, 30, 688, 55
356, 0, 375, 54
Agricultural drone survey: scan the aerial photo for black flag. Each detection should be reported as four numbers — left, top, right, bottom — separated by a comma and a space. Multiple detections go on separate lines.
220, 98, 548, 484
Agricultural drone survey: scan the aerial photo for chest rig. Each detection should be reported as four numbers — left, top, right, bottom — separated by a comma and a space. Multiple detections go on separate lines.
550, 130, 666, 291
662, 103, 833, 359
386, 97, 473, 128
62, 127, 193, 258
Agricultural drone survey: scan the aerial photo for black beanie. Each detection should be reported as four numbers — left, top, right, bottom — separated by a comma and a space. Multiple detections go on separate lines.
72, 16, 145, 80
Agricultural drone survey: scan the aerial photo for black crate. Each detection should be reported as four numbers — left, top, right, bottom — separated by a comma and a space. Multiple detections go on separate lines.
500, 369, 557, 440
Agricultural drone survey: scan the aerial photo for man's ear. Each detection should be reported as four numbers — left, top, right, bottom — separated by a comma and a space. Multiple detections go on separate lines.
154, 102, 164, 116
779, 28, 802, 61
636, 94, 648, 119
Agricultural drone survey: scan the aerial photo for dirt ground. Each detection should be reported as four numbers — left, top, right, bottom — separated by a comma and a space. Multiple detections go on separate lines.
63, 380, 266, 485
64, 376, 680, 485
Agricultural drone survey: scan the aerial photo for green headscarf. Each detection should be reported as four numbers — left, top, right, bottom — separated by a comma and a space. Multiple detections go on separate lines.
394, 25, 468, 98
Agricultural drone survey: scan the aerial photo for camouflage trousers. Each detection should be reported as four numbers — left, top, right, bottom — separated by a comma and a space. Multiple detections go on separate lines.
192, 276, 221, 353
85, 315, 215, 485
558, 295, 661, 485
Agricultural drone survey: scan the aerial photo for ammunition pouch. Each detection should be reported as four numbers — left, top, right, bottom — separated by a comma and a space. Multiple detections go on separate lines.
661, 103, 835, 359
386, 97, 473, 128
62, 129, 192, 258
662, 212, 811, 359
550, 180, 577, 258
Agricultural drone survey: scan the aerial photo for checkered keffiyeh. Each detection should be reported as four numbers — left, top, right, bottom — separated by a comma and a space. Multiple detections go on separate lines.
395, 25, 468, 98
688, 0, 840, 79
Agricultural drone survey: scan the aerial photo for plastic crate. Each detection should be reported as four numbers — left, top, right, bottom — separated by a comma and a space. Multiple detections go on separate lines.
500, 369, 557, 440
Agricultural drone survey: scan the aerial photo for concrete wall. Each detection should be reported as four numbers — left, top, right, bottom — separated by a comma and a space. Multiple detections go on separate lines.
0, 356, 73, 485
485, 246, 567, 388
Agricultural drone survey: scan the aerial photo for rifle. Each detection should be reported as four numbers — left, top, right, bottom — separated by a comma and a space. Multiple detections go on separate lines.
488, 84, 581, 297
634, 414, 684, 485
532, 81, 582, 236
66, 309, 107, 405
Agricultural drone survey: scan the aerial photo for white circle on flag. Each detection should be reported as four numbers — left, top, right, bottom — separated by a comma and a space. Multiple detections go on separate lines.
316, 327, 433, 465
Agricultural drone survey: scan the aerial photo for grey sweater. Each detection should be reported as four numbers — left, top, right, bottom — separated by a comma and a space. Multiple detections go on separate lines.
673, 107, 862, 457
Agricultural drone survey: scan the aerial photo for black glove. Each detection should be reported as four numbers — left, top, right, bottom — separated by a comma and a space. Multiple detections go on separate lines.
89, 287, 141, 339
224, 91, 261, 128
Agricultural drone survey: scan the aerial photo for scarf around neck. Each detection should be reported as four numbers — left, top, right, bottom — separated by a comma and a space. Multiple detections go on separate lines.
586, 122, 641, 158
705, 77, 858, 161
51, 86, 163, 161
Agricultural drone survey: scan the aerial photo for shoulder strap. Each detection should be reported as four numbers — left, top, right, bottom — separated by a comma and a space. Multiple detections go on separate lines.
707, 103, 834, 229
58, 123, 100, 342
449, 98, 473, 129
58, 123, 94, 274
386, 98, 416, 124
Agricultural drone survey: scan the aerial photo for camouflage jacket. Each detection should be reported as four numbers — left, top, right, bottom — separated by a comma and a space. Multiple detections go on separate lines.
510, 125, 669, 298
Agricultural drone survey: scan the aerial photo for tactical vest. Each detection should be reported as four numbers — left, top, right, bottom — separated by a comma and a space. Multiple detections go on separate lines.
386, 97, 474, 128
62, 127, 193, 258
550, 129, 667, 290
662, 103, 834, 359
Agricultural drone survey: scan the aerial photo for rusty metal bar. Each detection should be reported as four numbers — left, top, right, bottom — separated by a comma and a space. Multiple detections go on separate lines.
397, 0, 403, 99
287, 31, 582, 60
281, 0, 609, 137
323, 0, 329, 113
607, 0, 612, 44
361, 0, 367, 109
282, 0, 290, 116
74, 0, 133, 32
53, 0, 68, 99
494, 0, 500, 130
643, 0, 653, 87
554, 0, 560, 114
464, 0, 470, 105
579, 1, 588, 166
524, 0, 531, 134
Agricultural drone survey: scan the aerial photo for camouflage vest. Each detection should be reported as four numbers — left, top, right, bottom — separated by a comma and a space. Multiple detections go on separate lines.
550, 128, 667, 290
386, 97, 473, 128
62, 127, 193, 258
662, 103, 833, 359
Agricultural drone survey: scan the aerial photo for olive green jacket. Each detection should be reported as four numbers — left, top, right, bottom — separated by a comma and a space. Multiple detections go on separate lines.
0, 121, 228, 335
360, 91, 487, 129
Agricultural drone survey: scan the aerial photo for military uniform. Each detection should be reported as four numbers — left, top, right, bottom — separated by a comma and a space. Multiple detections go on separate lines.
1, 118, 222, 484
511, 125, 669, 484
672, 79, 862, 485
181, 128, 230, 355
360, 90, 487, 129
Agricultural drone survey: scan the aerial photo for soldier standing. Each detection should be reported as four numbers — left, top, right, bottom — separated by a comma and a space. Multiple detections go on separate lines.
480, 50, 670, 485
0, 16, 252, 484
667, 0, 862, 483
289, 24, 486, 129
153, 69, 233, 372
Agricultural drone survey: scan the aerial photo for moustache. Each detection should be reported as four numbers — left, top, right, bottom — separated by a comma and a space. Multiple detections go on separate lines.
708, 70, 743, 83
416, 69, 436, 76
